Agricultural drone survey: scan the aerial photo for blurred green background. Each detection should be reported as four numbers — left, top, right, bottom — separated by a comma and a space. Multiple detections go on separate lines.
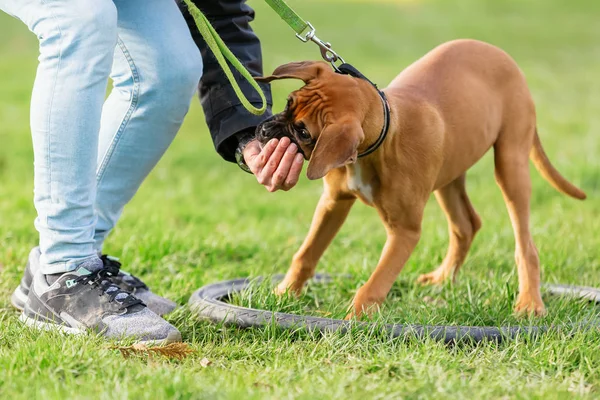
1, 0, 600, 398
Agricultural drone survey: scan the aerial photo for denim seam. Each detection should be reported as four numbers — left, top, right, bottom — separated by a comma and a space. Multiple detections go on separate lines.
39, 0, 63, 208
96, 36, 140, 185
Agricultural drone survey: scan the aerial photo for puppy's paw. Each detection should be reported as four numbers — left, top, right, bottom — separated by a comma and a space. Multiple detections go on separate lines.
514, 295, 546, 317
346, 290, 382, 320
344, 307, 370, 321
345, 304, 380, 321
417, 270, 450, 286
273, 280, 303, 297
344, 311, 357, 321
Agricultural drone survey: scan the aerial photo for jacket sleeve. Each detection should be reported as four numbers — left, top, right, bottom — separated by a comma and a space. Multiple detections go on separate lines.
180, 0, 273, 163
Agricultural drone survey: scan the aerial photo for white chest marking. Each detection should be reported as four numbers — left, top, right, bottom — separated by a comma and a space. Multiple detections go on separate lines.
347, 163, 374, 204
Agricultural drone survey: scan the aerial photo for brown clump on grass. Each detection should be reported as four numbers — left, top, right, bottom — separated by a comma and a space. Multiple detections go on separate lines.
111, 342, 195, 360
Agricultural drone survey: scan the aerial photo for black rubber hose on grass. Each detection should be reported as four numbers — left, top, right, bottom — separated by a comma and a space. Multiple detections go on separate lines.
188, 274, 600, 344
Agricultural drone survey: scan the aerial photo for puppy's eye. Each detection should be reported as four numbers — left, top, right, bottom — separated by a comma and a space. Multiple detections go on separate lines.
298, 128, 311, 140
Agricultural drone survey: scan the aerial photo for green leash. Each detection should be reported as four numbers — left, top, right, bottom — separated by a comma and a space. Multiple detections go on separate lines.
183, 0, 343, 116
263, 0, 309, 36
183, 0, 267, 116
263, 0, 345, 70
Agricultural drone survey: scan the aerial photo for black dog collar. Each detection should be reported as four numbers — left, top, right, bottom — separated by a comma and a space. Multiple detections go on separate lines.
336, 63, 391, 158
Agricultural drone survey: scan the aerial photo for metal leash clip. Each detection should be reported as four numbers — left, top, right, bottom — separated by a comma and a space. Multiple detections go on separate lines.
296, 22, 345, 72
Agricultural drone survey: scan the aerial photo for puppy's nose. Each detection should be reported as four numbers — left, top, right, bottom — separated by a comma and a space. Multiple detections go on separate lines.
255, 122, 266, 139
257, 116, 278, 140
257, 125, 269, 141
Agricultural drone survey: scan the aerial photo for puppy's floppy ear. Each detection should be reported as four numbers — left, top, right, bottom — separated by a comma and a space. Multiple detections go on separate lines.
256, 61, 331, 84
307, 120, 365, 180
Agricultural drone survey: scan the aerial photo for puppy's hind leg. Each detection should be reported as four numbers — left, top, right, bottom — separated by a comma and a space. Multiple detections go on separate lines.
275, 182, 356, 296
494, 132, 546, 316
418, 174, 481, 285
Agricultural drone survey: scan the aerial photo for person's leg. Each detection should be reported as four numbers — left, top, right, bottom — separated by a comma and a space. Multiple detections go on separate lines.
0, 0, 116, 274
2, 0, 181, 341
93, 0, 203, 250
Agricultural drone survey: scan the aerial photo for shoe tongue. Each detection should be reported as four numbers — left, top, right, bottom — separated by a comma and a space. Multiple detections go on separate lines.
46, 258, 104, 285
76, 257, 104, 274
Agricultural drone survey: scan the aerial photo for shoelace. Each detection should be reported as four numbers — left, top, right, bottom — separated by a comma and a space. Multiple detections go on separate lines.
74, 266, 144, 309
99, 255, 147, 290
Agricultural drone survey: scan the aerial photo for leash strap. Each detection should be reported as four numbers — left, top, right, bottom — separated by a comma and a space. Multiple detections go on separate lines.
261, 2, 390, 156
263, 0, 309, 36
184, 0, 345, 115
182, 0, 267, 116
262, 2, 389, 155
263, 0, 345, 70
336, 63, 391, 158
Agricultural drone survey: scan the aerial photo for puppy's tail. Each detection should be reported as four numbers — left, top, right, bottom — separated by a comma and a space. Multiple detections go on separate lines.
530, 129, 586, 200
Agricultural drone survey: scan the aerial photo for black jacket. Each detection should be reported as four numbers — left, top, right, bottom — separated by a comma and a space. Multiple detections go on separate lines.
180, 0, 273, 162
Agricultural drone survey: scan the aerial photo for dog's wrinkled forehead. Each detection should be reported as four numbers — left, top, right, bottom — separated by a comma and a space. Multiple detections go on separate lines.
256, 61, 368, 180
282, 89, 323, 123
255, 60, 363, 155
256, 60, 359, 124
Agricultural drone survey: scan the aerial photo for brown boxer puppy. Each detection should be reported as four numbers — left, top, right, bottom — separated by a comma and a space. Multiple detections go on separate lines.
255, 39, 586, 319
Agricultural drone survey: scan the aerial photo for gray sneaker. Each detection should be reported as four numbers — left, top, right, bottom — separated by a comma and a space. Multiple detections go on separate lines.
12, 248, 178, 316
20, 253, 181, 344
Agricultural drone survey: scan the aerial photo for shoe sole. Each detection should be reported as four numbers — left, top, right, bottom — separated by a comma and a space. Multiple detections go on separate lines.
19, 313, 85, 335
18, 314, 182, 345
11, 286, 28, 311
136, 330, 182, 345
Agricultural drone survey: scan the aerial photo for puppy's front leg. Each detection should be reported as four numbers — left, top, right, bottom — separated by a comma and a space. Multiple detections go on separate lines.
346, 225, 421, 319
346, 186, 428, 320
275, 190, 356, 296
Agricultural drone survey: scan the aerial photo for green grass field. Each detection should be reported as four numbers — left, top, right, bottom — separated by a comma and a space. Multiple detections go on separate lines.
1, 0, 600, 398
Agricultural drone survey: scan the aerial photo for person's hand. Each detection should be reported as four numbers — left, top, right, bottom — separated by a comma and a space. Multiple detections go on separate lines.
242, 137, 304, 192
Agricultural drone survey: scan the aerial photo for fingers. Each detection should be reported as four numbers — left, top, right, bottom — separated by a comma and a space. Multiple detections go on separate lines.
249, 140, 277, 184
271, 142, 298, 188
258, 137, 290, 186
246, 139, 277, 175
282, 153, 304, 191
259, 139, 278, 167
243, 136, 304, 192
243, 140, 261, 163
243, 141, 262, 173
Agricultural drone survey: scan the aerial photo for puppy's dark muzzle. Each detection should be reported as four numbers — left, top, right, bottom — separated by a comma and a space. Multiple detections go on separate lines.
256, 115, 304, 154
256, 115, 280, 143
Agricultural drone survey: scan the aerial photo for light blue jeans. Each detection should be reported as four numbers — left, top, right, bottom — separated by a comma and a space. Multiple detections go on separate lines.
1, 0, 203, 274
